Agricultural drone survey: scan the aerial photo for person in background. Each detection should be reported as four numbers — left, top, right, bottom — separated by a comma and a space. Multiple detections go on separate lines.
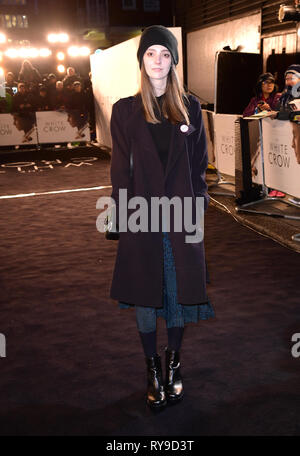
12, 82, 35, 114
52, 80, 66, 110
269, 65, 300, 197
275, 64, 300, 120
46, 73, 57, 99
243, 72, 281, 117
65, 81, 88, 112
27, 81, 39, 97
63, 80, 74, 108
35, 85, 52, 111
243, 73, 284, 197
4, 72, 18, 96
18, 60, 42, 87
62, 67, 81, 88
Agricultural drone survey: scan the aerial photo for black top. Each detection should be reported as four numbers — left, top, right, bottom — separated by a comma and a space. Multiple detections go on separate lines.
147, 94, 173, 173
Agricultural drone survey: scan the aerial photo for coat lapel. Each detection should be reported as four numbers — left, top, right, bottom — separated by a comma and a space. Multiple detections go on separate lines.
126, 95, 197, 183
164, 121, 196, 182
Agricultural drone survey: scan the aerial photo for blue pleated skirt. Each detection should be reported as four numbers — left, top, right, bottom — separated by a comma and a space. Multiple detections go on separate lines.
119, 232, 215, 330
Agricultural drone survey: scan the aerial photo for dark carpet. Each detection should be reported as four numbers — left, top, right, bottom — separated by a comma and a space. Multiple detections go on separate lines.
0, 154, 300, 436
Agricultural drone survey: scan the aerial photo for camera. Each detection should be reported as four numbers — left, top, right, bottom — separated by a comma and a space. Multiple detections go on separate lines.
278, 3, 300, 22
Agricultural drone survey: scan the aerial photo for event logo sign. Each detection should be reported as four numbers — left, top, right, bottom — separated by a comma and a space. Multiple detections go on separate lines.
202, 110, 216, 166
214, 114, 241, 176
0, 113, 38, 145
262, 118, 300, 198
36, 111, 90, 144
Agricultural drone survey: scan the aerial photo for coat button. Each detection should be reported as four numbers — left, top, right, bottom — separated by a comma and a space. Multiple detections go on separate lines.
180, 124, 188, 133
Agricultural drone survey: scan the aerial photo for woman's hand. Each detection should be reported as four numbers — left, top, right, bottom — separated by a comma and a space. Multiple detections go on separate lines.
258, 102, 271, 111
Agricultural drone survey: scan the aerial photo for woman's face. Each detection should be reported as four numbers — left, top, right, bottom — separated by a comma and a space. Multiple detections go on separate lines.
262, 79, 275, 95
143, 45, 172, 82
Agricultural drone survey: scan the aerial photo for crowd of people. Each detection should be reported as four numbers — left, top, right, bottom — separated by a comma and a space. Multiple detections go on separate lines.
243, 63, 300, 120
0, 60, 96, 140
243, 63, 300, 198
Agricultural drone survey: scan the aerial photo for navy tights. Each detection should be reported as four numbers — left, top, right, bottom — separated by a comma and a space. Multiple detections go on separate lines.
138, 326, 184, 358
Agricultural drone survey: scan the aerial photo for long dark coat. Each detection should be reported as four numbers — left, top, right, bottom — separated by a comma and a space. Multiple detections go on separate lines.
109, 93, 210, 308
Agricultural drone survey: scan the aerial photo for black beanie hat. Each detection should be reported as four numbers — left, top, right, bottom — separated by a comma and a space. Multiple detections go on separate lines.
137, 25, 178, 69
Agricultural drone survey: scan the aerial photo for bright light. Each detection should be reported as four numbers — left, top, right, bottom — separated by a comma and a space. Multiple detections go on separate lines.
0, 33, 6, 44
57, 51, 65, 61
0, 67, 4, 77
57, 64, 65, 73
39, 48, 52, 57
5, 48, 18, 58
67, 46, 90, 57
18, 47, 30, 58
28, 48, 39, 58
4, 47, 52, 58
48, 33, 69, 43
67, 46, 79, 57
17, 47, 39, 58
58, 33, 69, 43
47, 33, 57, 43
0, 52, 2, 62
79, 46, 90, 56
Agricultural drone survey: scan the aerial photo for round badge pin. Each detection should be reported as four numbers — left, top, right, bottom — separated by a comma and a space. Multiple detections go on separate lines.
180, 124, 189, 133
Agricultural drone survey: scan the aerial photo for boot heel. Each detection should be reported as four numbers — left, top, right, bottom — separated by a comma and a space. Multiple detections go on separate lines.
165, 348, 184, 403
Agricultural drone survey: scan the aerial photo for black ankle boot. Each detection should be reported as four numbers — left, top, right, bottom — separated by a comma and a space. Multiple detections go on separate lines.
165, 348, 184, 403
145, 354, 167, 410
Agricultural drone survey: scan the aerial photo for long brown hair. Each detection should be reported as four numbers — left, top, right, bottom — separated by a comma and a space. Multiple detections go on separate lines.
138, 62, 190, 125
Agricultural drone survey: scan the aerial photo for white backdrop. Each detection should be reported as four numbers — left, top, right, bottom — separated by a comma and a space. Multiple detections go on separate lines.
90, 27, 183, 148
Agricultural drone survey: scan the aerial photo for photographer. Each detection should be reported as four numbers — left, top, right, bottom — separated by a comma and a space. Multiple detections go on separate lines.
274, 64, 300, 120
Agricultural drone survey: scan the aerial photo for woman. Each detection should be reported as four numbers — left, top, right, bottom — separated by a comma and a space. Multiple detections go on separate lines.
18, 60, 42, 86
109, 25, 215, 411
243, 73, 284, 197
243, 72, 281, 117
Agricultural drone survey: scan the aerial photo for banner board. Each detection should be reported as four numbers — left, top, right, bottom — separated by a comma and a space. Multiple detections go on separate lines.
36, 111, 90, 144
214, 114, 241, 176
0, 112, 38, 146
261, 118, 300, 198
